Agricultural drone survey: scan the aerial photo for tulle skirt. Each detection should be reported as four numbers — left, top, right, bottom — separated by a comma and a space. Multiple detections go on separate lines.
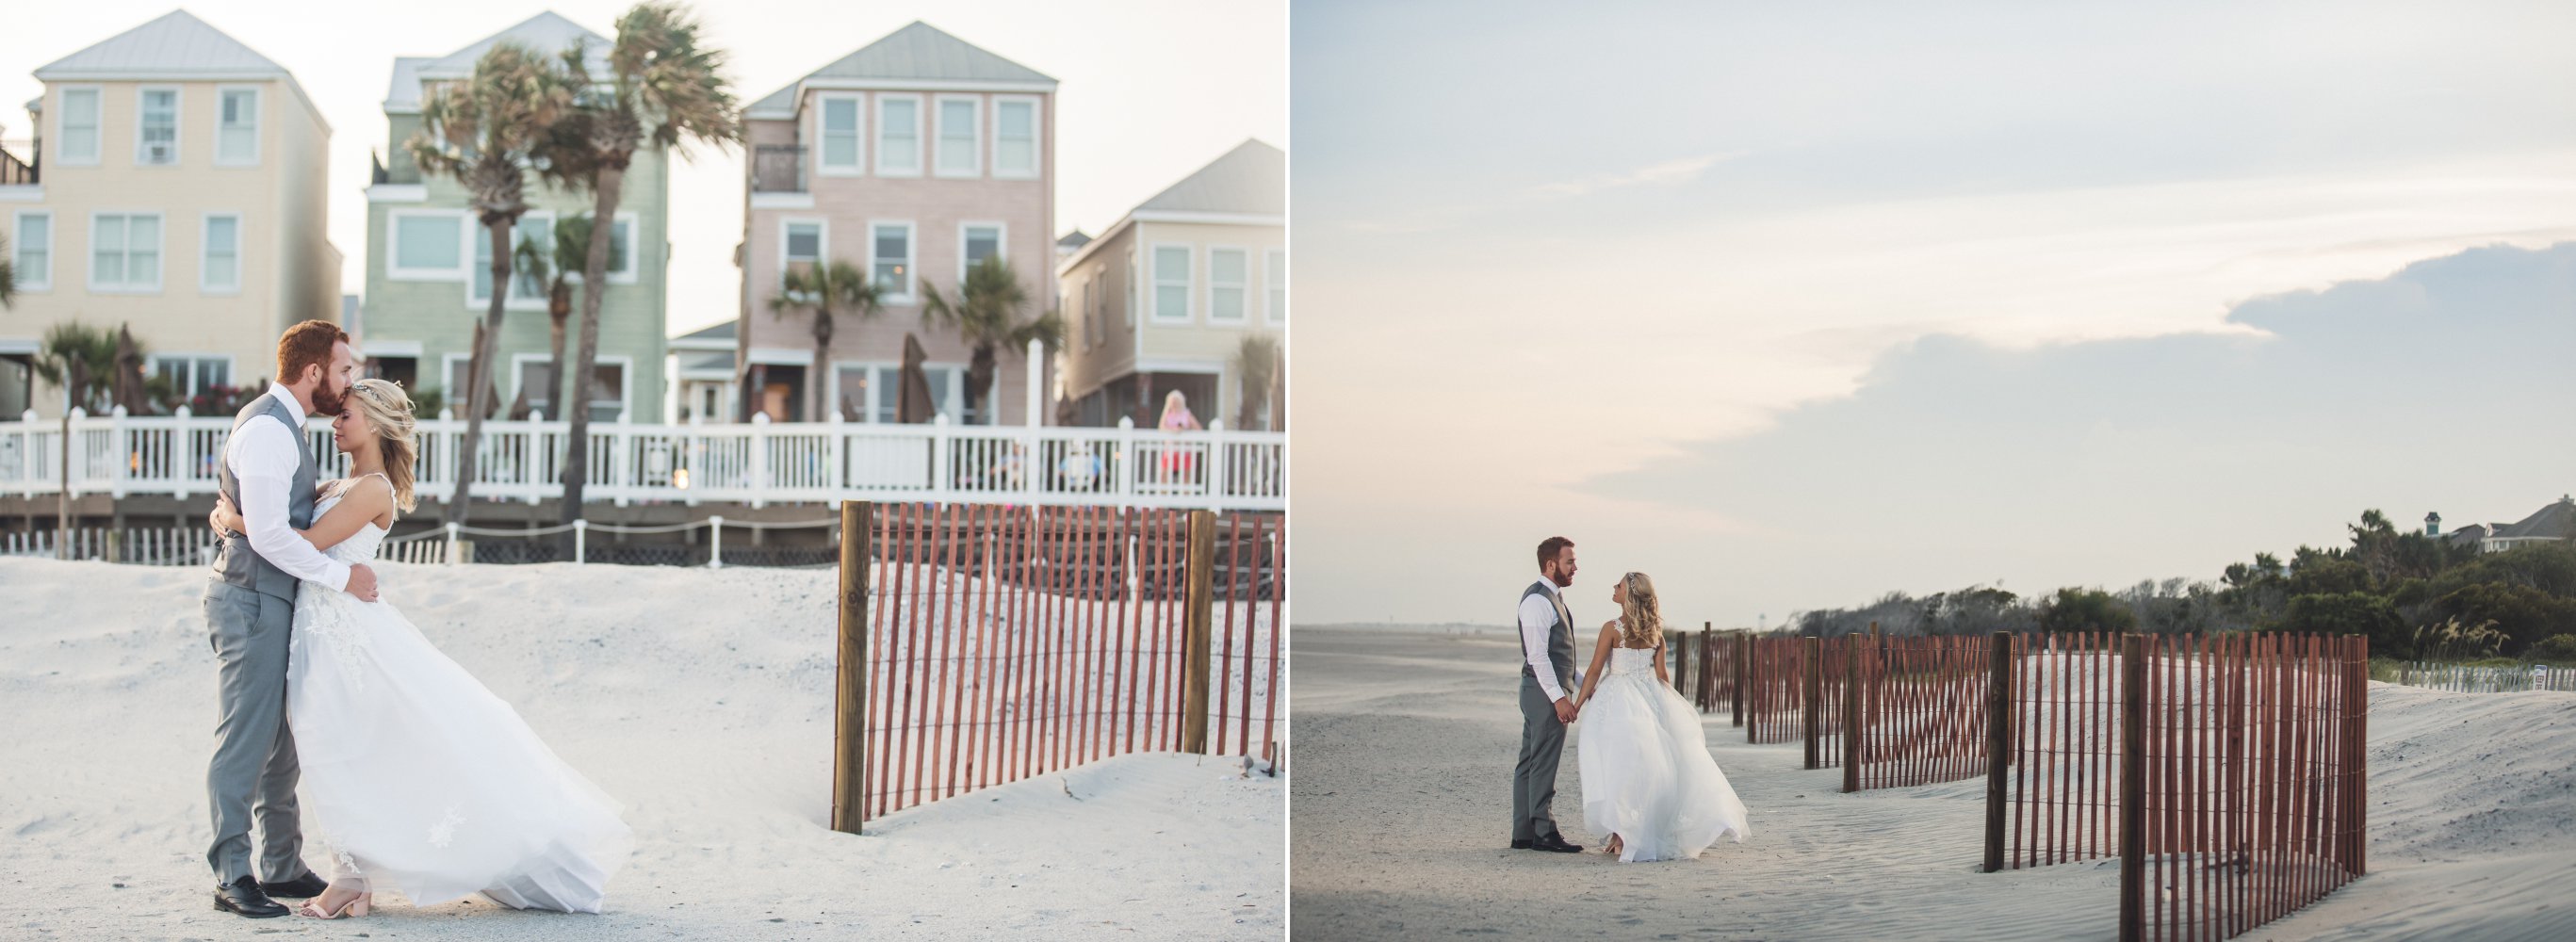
286, 588, 631, 911
1577, 669, 1751, 862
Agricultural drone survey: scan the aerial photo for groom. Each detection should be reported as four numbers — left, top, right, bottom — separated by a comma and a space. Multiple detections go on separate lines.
1510, 536, 1585, 853
202, 320, 376, 918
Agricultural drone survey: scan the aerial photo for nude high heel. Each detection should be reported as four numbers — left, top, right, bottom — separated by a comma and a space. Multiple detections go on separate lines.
298, 892, 371, 918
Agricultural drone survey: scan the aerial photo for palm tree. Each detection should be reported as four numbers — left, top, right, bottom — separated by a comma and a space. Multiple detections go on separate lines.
1231, 333, 1281, 430
919, 255, 1065, 424
32, 321, 123, 557
769, 260, 882, 421
516, 214, 621, 417
551, 0, 741, 526
408, 41, 576, 522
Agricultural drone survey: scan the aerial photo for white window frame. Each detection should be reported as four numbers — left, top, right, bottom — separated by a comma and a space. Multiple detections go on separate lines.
990, 95, 1040, 180
386, 208, 468, 282
778, 217, 827, 277
1125, 248, 1137, 327
1265, 249, 1286, 326
10, 210, 52, 292
873, 93, 922, 177
956, 221, 1006, 283
508, 351, 563, 417
200, 212, 244, 295
214, 85, 261, 167
933, 95, 982, 178
1206, 245, 1250, 324
1150, 242, 1192, 323
467, 211, 556, 311
441, 352, 477, 411
555, 211, 642, 285
134, 86, 182, 167
833, 359, 984, 425
814, 91, 864, 176
870, 219, 917, 304
579, 354, 634, 423
55, 86, 102, 166
147, 352, 236, 400
1090, 263, 1109, 350
88, 211, 165, 293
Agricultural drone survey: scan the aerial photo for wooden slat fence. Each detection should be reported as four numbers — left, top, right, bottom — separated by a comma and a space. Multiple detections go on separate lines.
2387, 662, 2576, 693
1847, 634, 1994, 790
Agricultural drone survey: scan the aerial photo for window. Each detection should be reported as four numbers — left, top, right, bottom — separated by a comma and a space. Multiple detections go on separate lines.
605, 218, 637, 282
819, 94, 861, 172
153, 355, 232, 399
936, 97, 979, 177
514, 358, 557, 415
11, 212, 49, 291
217, 88, 259, 165
876, 96, 921, 175
389, 211, 465, 280
202, 214, 241, 293
1078, 280, 1094, 350
470, 214, 550, 305
872, 222, 913, 301
90, 213, 163, 291
445, 354, 476, 407
57, 88, 100, 164
993, 98, 1037, 178
138, 89, 179, 165
1152, 245, 1190, 321
870, 364, 957, 423
1126, 249, 1137, 327
783, 220, 823, 267
1209, 248, 1247, 322
959, 223, 1003, 281
1266, 249, 1286, 324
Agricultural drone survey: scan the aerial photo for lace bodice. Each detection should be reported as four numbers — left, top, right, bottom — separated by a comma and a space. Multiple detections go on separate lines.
1606, 646, 1660, 676
306, 476, 390, 573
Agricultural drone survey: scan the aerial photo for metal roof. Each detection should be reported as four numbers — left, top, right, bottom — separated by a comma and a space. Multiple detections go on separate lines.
747, 21, 1055, 118
387, 11, 611, 112
34, 9, 292, 81
2491, 496, 2576, 541
1135, 139, 1285, 217
671, 320, 736, 345
383, 57, 434, 112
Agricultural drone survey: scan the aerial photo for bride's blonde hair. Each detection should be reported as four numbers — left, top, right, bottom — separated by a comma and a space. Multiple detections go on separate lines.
346, 378, 419, 513
1619, 571, 1663, 647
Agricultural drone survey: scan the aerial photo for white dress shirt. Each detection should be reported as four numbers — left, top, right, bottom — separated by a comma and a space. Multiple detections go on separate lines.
1518, 581, 1581, 703
228, 382, 352, 592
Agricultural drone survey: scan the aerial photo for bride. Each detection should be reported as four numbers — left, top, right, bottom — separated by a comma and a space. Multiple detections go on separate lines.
212, 378, 631, 918
1573, 572, 1751, 861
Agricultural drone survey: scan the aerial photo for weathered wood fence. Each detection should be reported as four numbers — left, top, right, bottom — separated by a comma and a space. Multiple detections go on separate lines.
828, 502, 1283, 833
2384, 661, 2576, 693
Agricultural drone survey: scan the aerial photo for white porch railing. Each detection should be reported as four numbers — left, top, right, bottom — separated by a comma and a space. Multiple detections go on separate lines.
0, 407, 1285, 511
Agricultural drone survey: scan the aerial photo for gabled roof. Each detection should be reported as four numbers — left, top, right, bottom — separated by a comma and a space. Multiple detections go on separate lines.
671, 320, 736, 347
2491, 496, 2576, 541
746, 21, 1055, 119
35, 9, 292, 81
1056, 230, 1092, 252
389, 12, 611, 114
1135, 139, 1286, 217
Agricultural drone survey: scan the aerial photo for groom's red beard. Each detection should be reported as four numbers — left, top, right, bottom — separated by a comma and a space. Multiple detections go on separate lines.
311, 383, 347, 416
1551, 569, 1574, 588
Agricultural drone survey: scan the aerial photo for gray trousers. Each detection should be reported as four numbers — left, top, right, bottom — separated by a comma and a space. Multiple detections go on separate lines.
203, 581, 311, 885
1512, 675, 1568, 842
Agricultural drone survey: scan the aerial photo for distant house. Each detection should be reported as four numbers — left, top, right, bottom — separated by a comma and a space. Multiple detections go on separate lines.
665, 320, 736, 422
738, 21, 1057, 425
1057, 139, 1284, 429
2482, 495, 2576, 553
3, 10, 343, 418
361, 11, 672, 423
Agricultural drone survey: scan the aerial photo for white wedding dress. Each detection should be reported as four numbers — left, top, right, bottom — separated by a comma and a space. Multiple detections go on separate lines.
286, 475, 632, 911
1577, 645, 1752, 862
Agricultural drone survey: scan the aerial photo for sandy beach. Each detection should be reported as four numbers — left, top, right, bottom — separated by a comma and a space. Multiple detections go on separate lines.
1289, 626, 2576, 941
0, 558, 1282, 940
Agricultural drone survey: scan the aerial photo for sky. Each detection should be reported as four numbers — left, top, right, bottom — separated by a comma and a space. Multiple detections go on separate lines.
1291, 0, 2576, 627
2, 0, 1287, 336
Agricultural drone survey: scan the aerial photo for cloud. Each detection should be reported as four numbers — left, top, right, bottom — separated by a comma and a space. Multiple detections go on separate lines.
1529, 152, 1745, 200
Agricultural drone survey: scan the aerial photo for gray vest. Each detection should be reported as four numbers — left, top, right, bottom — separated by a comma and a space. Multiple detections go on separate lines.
1520, 580, 1576, 691
210, 392, 319, 601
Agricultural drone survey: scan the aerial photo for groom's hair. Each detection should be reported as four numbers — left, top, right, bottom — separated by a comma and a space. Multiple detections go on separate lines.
276, 320, 351, 387
1537, 536, 1573, 569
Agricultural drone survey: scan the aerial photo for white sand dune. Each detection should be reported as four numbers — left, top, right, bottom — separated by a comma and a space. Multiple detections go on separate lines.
1290, 626, 2576, 941
0, 558, 1281, 940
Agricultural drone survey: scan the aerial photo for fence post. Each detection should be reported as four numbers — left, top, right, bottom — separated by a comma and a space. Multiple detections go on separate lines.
445, 521, 461, 566
573, 518, 587, 564
747, 414, 770, 511
709, 515, 725, 569
1983, 630, 2012, 873
1207, 420, 1230, 511
1803, 635, 1822, 770
2349, 634, 2369, 877
1182, 509, 1218, 754
1734, 630, 1749, 727
1671, 628, 1689, 699
2119, 632, 2145, 942
1843, 636, 1864, 793
831, 499, 872, 834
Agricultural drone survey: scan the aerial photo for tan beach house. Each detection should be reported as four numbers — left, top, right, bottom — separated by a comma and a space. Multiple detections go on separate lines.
2, 9, 341, 418
1057, 139, 1285, 429
737, 21, 1057, 424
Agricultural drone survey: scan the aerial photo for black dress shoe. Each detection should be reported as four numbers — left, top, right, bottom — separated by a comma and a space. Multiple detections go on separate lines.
1528, 834, 1585, 853
1509, 838, 1533, 850
213, 875, 289, 918
260, 871, 329, 899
